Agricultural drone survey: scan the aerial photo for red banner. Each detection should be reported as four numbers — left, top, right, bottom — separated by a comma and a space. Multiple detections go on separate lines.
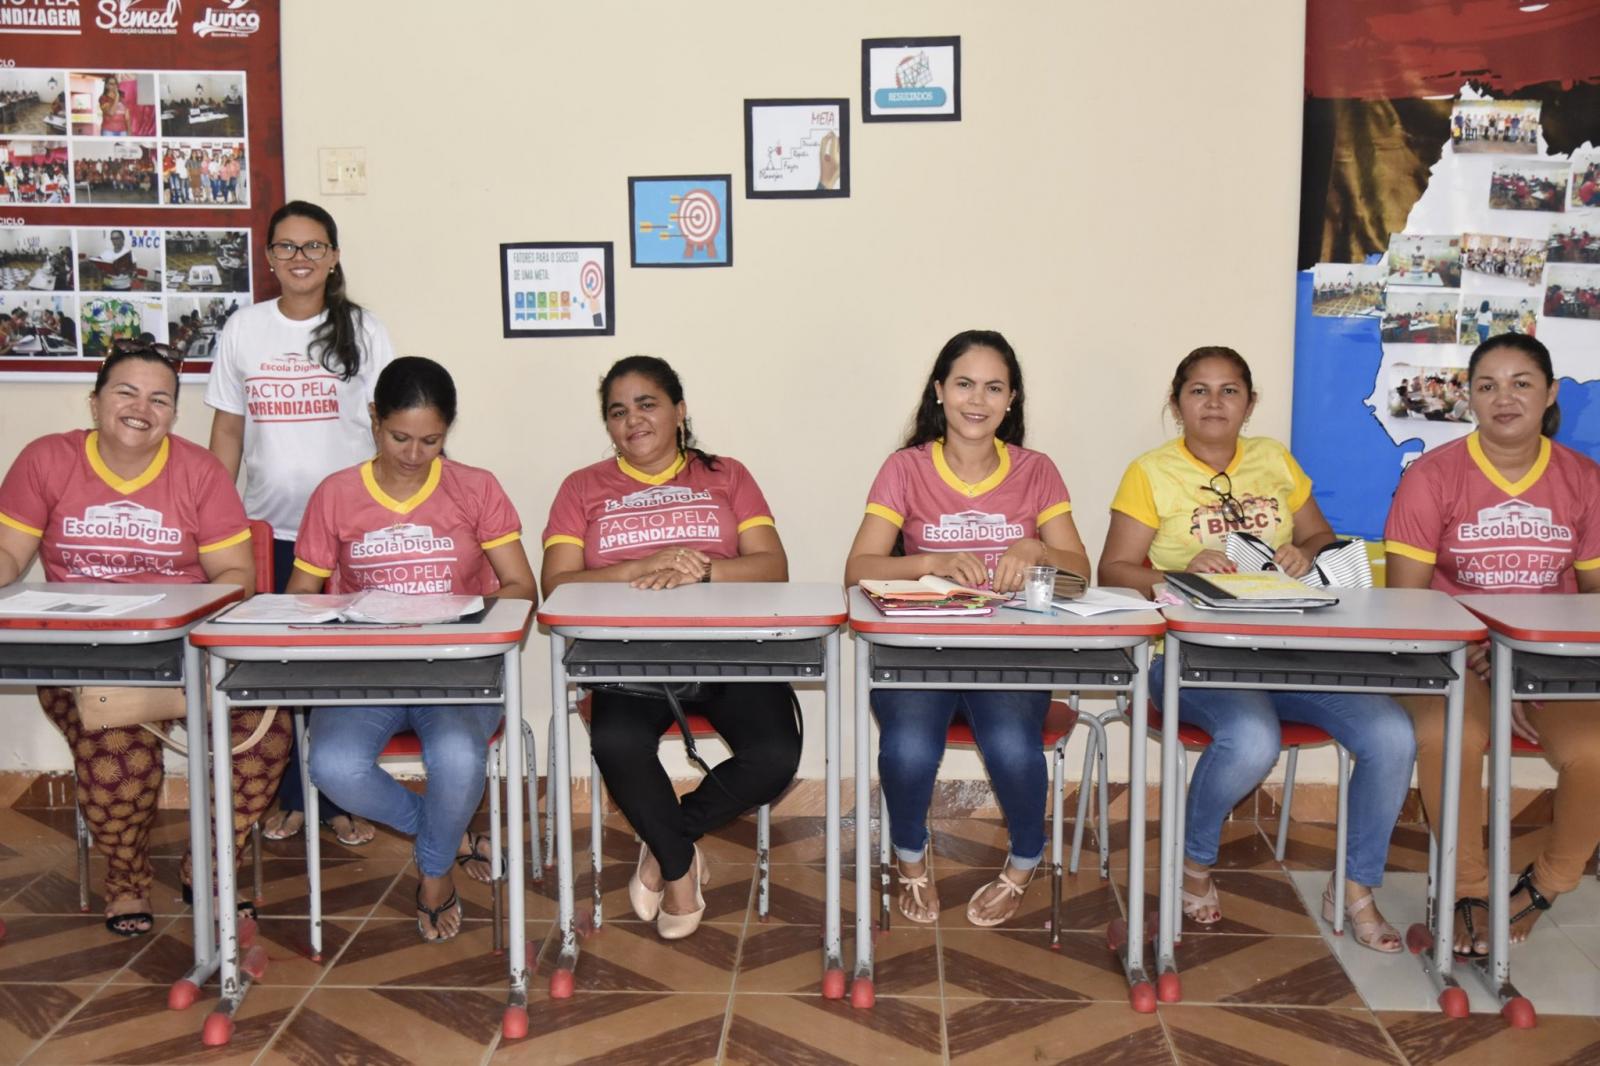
0, 0, 283, 380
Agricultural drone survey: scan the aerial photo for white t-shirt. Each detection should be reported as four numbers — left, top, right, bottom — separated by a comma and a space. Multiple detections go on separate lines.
204, 298, 395, 539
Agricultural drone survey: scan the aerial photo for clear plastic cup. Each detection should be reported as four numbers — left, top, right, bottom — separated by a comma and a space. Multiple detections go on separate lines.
1024, 565, 1057, 611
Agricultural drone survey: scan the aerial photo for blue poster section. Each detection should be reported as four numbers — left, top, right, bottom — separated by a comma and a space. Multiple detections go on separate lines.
1291, 271, 1600, 541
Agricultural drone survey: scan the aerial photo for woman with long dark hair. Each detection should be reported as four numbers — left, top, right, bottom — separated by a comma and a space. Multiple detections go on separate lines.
541, 355, 800, 940
844, 330, 1092, 927
293, 357, 536, 942
1386, 333, 1600, 956
206, 200, 395, 846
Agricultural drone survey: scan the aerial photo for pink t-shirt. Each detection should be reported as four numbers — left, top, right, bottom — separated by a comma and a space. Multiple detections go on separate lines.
294, 457, 522, 596
0, 429, 250, 583
541, 453, 775, 570
864, 441, 1073, 575
1385, 433, 1600, 595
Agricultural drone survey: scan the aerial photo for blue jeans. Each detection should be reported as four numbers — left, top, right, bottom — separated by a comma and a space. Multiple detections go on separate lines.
269, 537, 347, 823
872, 689, 1049, 869
1156, 656, 1416, 886
308, 704, 501, 878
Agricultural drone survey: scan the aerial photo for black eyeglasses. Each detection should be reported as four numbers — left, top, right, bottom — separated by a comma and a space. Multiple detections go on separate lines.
1202, 471, 1246, 529
266, 240, 334, 262
112, 337, 184, 372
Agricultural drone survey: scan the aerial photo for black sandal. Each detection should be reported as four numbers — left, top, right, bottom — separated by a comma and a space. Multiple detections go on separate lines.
416, 885, 461, 943
454, 832, 503, 885
104, 910, 154, 938
1509, 864, 1554, 927
1453, 897, 1490, 958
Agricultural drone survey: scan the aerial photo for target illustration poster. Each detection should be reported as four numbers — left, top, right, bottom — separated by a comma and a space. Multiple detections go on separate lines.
861, 36, 960, 122
628, 175, 732, 268
744, 98, 849, 199
499, 241, 614, 338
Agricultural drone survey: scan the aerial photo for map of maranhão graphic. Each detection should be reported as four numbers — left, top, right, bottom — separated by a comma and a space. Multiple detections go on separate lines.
1295, 93, 1600, 540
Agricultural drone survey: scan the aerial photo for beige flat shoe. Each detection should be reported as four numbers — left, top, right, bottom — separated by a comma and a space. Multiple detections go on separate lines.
965, 865, 1035, 927
628, 841, 664, 921
657, 846, 707, 940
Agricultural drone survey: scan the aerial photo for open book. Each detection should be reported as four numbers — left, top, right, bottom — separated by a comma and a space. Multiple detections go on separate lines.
1224, 531, 1373, 589
216, 590, 484, 626
859, 577, 1000, 616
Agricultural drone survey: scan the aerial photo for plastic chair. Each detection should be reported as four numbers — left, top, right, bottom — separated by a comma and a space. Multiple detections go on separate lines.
1105, 699, 1351, 942
545, 693, 773, 926
74, 518, 275, 912
874, 697, 1113, 948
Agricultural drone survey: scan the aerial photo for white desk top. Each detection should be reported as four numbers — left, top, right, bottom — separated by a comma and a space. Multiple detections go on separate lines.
0, 582, 242, 640
1161, 586, 1485, 643
846, 586, 1165, 638
538, 582, 846, 630
1457, 593, 1600, 644
191, 597, 533, 649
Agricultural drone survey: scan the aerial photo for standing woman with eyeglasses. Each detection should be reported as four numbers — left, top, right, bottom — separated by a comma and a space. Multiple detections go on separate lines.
205, 200, 394, 847
1098, 346, 1416, 952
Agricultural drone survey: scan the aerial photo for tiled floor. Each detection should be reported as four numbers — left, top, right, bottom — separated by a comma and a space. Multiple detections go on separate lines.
0, 805, 1596, 1065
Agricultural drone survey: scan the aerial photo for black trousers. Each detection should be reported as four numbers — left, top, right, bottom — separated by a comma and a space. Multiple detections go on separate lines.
588, 683, 801, 881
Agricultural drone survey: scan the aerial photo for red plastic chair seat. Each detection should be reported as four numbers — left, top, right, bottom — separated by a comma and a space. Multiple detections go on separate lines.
947, 699, 1079, 747
381, 724, 506, 758
1145, 701, 1334, 749
1510, 734, 1541, 754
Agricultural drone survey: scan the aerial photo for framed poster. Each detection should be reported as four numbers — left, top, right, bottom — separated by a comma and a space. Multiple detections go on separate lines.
861, 36, 961, 122
0, 1, 285, 382
628, 175, 732, 267
500, 241, 614, 338
743, 98, 849, 199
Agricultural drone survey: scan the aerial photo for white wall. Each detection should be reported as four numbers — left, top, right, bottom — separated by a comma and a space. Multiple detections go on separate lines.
3, 0, 1443, 789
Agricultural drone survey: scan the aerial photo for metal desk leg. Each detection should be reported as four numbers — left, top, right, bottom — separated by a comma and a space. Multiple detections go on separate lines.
169, 641, 217, 1011
822, 629, 846, 1000
202, 653, 266, 1046
1108, 640, 1156, 1012
547, 634, 579, 998
1155, 636, 1183, 1003
501, 646, 530, 1039
846, 631, 870, 1006
1410, 647, 1469, 1018
1472, 640, 1534, 1027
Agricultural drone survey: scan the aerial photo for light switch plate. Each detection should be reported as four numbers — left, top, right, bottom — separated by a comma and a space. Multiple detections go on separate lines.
318, 147, 367, 196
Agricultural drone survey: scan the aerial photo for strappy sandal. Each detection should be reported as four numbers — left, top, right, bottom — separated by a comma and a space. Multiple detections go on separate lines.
965, 865, 1036, 927
1453, 897, 1490, 958
1181, 863, 1221, 926
323, 814, 375, 847
104, 908, 154, 938
260, 809, 304, 841
1508, 864, 1554, 943
1322, 882, 1401, 953
416, 885, 462, 943
896, 860, 939, 924
454, 831, 502, 885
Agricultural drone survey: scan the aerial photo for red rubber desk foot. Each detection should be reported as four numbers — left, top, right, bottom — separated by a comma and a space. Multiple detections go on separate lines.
1502, 997, 1536, 1029
1405, 923, 1433, 954
820, 968, 846, 1000
502, 1006, 529, 1039
1439, 986, 1469, 1018
1157, 971, 1183, 1003
201, 1012, 234, 1047
849, 978, 875, 1009
167, 980, 199, 1011
549, 968, 575, 999
1129, 981, 1157, 1013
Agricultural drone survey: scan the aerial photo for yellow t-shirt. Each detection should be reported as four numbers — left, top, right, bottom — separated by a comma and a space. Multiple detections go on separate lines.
1110, 436, 1313, 571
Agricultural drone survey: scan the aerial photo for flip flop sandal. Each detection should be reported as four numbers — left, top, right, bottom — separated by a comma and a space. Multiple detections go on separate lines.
260, 810, 305, 841
104, 910, 154, 938
1508, 864, 1553, 939
416, 886, 462, 943
965, 866, 1036, 928
896, 862, 939, 924
454, 832, 504, 884
322, 815, 374, 847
